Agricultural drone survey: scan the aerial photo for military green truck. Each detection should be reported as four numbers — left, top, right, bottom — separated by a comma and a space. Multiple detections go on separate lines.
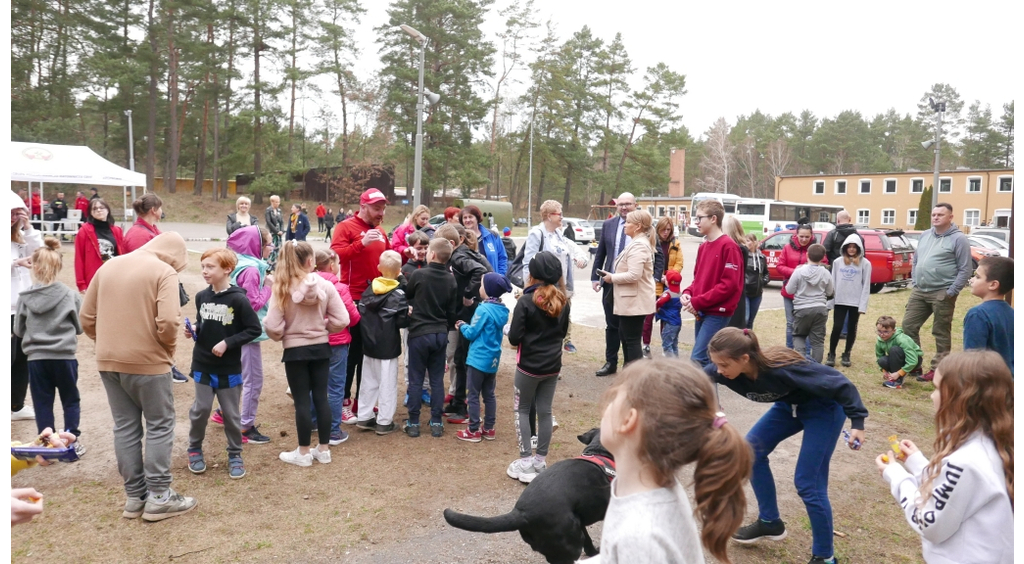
453, 199, 514, 232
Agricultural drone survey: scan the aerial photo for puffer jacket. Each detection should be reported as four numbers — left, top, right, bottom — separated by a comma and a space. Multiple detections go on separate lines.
777, 234, 828, 300
316, 270, 361, 346
656, 237, 684, 295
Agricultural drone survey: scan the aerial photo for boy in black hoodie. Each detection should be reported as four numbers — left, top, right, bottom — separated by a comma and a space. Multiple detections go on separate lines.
357, 250, 410, 435
185, 248, 262, 480
403, 237, 459, 437
400, 230, 431, 400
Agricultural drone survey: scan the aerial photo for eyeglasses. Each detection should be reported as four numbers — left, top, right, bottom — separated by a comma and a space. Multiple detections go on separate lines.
549, 212, 562, 216
876, 330, 894, 336
616, 202, 635, 208
695, 215, 711, 222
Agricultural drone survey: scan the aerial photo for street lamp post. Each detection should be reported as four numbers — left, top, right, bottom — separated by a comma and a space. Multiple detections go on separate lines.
527, 112, 534, 228
125, 109, 137, 221
402, 24, 429, 210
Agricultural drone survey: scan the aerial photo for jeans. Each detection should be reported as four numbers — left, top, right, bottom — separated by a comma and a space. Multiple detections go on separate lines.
514, 369, 557, 458
661, 323, 681, 357
746, 398, 846, 559
466, 366, 497, 432
240, 342, 263, 429
327, 344, 349, 436
691, 314, 731, 368
406, 332, 448, 425
784, 297, 812, 356
901, 288, 958, 370
619, 314, 646, 366
28, 359, 81, 436
829, 306, 861, 356
745, 295, 763, 329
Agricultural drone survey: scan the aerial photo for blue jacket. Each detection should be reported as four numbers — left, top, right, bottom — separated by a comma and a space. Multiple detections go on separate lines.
286, 212, 310, 241
477, 227, 508, 276
655, 293, 682, 326
460, 299, 509, 373
963, 300, 1014, 372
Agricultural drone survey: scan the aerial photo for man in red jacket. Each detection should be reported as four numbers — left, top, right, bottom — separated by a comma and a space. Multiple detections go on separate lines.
74, 191, 91, 216
776, 223, 828, 353
680, 199, 743, 368
315, 202, 327, 233
330, 188, 391, 421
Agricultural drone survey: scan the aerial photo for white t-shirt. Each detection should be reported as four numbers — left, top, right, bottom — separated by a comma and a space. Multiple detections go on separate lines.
596, 478, 704, 563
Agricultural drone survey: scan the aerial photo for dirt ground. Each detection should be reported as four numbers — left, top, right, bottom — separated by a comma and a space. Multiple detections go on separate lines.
11, 244, 971, 563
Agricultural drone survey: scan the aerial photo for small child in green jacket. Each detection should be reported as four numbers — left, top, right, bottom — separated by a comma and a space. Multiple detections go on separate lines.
874, 315, 923, 389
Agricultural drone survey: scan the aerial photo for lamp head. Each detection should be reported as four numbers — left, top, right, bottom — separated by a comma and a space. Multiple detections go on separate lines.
921, 140, 935, 150
423, 88, 440, 106
400, 24, 426, 44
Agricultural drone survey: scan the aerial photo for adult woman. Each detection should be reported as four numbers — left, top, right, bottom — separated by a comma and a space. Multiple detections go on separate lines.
392, 205, 434, 261
123, 193, 163, 253
460, 205, 507, 276
642, 217, 683, 356
444, 207, 461, 224
601, 209, 656, 365
226, 196, 259, 236
11, 194, 42, 420
723, 216, 749, 330
743, 234, 769, 329
75, 198, 125, 292
777, 223, 818, 353
286, 203, 310, 241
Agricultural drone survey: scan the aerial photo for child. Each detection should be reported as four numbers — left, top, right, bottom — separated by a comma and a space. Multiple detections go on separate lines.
404, 238, 458, 438
455, 272, 511, 442
875, 315, 923, 389
706, 327, 868, 564
314, 248, 361, 445
356, 250, 409, 435
826, 235, 871, 368
184, 248, 262, 479
743, 233, 769, 329
963, 256, 1013, 372
400, 230, 431, 404
265, 240, 349, 467
598, 358, 751, 563
876, 350, 1013, 563
506, 251, 570, 484
784, 243, 833, 363
501, 227, 517, 260
13, 237, 86, 457
654, 270, 682, 357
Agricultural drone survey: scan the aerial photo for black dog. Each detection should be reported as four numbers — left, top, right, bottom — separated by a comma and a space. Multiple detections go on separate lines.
443, 428, 614, 564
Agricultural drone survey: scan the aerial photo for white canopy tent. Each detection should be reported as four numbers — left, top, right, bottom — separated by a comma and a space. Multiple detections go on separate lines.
10, 141, 145, 224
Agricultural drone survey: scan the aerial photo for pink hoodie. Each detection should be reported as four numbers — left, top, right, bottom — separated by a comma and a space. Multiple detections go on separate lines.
264, 273, 349, 349
315, 270, 361, 346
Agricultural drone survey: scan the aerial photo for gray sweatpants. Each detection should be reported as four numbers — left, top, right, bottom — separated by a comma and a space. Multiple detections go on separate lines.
446, 329, 459, 394
100, 371, 176, 499
513, 369, 558, 458
189, 382, 243, 457
793, 306, 829, 363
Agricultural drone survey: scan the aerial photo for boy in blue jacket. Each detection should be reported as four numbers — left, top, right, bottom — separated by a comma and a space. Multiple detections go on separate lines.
655, 270, 683, 357
964, 256, 1014, 372
454, 272, 511, 442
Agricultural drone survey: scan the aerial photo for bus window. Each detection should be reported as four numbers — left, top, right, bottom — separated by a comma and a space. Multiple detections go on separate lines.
737, 203, 766, 215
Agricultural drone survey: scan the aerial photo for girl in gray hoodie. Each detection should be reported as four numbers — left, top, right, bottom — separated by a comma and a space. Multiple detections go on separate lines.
827, 234, 872, 367
13, 237, 85, 457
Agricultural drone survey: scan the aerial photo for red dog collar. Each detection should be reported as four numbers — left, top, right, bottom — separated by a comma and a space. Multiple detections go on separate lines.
575, 454, 616, 481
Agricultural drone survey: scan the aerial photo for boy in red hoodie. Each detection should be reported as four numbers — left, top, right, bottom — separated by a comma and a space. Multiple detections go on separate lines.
680, 200, 743, 368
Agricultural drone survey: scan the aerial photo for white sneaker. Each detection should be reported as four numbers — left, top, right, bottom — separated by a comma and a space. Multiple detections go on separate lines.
309, 445, 331, 464
12, 406, 35, 421
279, 447, 313, 467
507, 458, 538, 484
533, 457, 547, 474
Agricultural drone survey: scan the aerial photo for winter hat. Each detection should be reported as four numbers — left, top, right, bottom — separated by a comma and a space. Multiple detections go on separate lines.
665, 270, 682, 293
529, 251, 562, 285
503, 227, 512, 236
482, 272, 513, 298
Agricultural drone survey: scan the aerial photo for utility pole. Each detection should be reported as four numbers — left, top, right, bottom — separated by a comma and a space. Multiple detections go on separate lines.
929, 98, 945, 210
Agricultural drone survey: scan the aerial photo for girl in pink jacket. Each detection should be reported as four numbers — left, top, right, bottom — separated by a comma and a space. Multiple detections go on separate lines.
313, 248, 361, 444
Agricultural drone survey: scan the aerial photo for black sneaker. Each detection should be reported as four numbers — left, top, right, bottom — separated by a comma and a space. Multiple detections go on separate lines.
840, 353, 851, 367
375, 422, 397, 435
430, 422, 444, 438
732, 519, 787, 544
171, 366, 189, 383
242, 426, 271, 444
355, 418, 377, 431
808, 556, 837, 564
825, 353, 836, 367
403, 419, 420, 438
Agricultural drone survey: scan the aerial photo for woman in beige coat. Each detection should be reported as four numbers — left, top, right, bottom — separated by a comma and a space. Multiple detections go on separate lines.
600, 209, 656, 365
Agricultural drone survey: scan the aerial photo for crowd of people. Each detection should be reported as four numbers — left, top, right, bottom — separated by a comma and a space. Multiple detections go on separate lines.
9, 186, 1013, 564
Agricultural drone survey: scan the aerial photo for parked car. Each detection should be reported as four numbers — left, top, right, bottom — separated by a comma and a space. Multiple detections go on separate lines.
970, 227, 1010, 243
967, 234, 1009, 257
562, 217, 595, 243
428, 213, 446, 226
902, 230, 924, 250
759, 228, 915, 293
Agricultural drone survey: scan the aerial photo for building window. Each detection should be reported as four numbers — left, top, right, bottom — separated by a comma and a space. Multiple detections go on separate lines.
835, 180, 847, 194
908, 209, 918, 226
647, 206, 654, 216
884, 179, 897, 194
856, 209, 870, 225
881, 209, 895, 225
911, 178, 924, 193
657, 206, 666, 217
994, 209, 1011, 228
967, 177, 982, 193
667, 206, 676, 219
859, 179, 871, 194
964, 209, 980, 227
939, 177, 951, 193
998, 176, 1013, 192
813, 180, 825, 195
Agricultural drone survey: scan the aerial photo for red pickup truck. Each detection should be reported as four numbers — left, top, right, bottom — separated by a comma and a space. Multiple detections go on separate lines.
759, 228, 915, 293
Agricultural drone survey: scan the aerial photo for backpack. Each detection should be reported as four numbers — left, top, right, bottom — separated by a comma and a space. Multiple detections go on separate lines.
507, 229, 544, 288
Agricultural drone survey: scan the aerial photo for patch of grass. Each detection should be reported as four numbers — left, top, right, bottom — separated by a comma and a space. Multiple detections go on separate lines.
256, 541, 272, 549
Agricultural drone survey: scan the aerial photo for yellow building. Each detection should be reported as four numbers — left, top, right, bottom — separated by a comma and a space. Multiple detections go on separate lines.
775, 169, 1013, 229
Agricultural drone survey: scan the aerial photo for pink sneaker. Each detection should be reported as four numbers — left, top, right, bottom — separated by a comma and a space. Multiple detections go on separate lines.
210, 410, 224, 425
481, 429, 496, 441
455, 428, 481, 443
341, 407, 357, 425
241, 434, 249, 444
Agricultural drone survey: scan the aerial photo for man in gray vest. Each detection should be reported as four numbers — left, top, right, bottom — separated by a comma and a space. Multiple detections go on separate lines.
591, 192, 636, 377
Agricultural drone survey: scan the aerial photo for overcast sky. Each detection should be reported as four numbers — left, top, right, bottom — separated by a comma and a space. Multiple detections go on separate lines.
342, 0, 1015, 139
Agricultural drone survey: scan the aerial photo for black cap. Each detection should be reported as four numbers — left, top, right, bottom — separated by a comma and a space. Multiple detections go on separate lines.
529, 251, 562, 285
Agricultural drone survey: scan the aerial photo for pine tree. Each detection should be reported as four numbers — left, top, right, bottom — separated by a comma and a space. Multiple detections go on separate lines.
914, 186, 932, 230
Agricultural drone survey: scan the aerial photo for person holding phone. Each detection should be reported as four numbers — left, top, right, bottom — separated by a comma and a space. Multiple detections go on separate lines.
599, 209, 656, 366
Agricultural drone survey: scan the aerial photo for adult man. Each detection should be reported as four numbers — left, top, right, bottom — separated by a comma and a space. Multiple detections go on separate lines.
315, 201, 327, 233
591, 192, 636, 376
902, 203, 972, 381
264, 195, 284, 266
80, 232, 197, 521
331, 188, 392, 420
822, 211, 863, 265
74, 191, 91, 215
89, 187, 100, 200
50, 192, 68, 221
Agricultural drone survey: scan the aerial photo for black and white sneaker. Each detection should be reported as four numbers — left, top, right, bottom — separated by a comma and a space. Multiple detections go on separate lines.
732, 519, 787, 544
171, 366, 189, 383
242, 426, 271, 444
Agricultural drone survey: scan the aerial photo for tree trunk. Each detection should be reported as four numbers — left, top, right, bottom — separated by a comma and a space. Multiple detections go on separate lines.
165, 7, 179, 194
195, 28, 212, 195
212, 68, 220, 202
253, 13, 262, 178
221, 2, 236, 199
145, 0, 158, 191
614, 113, 643, 195
288, 4, 297, 159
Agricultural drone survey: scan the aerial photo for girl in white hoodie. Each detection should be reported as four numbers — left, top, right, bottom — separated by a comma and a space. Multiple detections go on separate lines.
11, 195, 42, 421
877, 350, 1013, 564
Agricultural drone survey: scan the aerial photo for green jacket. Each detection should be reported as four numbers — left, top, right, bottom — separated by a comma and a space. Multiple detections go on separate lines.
875, 328, 922, 374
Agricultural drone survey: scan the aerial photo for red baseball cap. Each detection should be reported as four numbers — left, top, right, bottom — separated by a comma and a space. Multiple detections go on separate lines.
360, 189, 389, 205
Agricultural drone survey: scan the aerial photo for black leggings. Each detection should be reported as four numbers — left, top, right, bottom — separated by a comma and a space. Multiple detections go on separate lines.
11, 316, 29, 411
285, 358, 331, 446
829, 306, 861, 356
619, 314, 646, 366
344, 318, 363, 401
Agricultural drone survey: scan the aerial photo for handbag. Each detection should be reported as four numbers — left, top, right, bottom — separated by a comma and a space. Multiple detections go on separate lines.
507, 229, 544, 288
179, 282, 190, 307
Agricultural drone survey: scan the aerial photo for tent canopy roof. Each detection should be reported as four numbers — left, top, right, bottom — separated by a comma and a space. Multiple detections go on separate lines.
10, 142, 145, 187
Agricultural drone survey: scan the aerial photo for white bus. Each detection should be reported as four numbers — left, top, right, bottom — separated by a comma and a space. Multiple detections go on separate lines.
686, 192, 743, 236
734, 199, 843, 239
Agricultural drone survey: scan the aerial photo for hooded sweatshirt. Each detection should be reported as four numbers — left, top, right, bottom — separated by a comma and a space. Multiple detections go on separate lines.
81, 232, 188, 375
875, 328, 923, 375
831, 233, 872, 312
460, 299, 510, 373
14, 283, 83, 360
190, 285, 262, 383
227, 226, 272, 342
315, 270, 361, 346
785, 262, 834, 311
10, 197, 43, 314
913, 224, 972, 295
264, 273, 349, 349
358, 277, 409, 359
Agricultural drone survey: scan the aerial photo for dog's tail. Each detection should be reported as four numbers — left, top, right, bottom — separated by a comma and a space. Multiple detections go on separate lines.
443, 508, 529, 534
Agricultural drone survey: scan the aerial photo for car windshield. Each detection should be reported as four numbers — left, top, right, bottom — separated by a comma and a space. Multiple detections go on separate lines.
970, 236, 1007, 250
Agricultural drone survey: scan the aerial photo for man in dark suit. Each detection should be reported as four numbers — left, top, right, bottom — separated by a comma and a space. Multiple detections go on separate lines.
590, 192, 637, 376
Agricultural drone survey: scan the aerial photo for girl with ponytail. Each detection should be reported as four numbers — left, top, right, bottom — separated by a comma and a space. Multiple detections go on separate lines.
876, 350, 1013, 564
597, 357, 751, 563
706, 327, 869, 564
